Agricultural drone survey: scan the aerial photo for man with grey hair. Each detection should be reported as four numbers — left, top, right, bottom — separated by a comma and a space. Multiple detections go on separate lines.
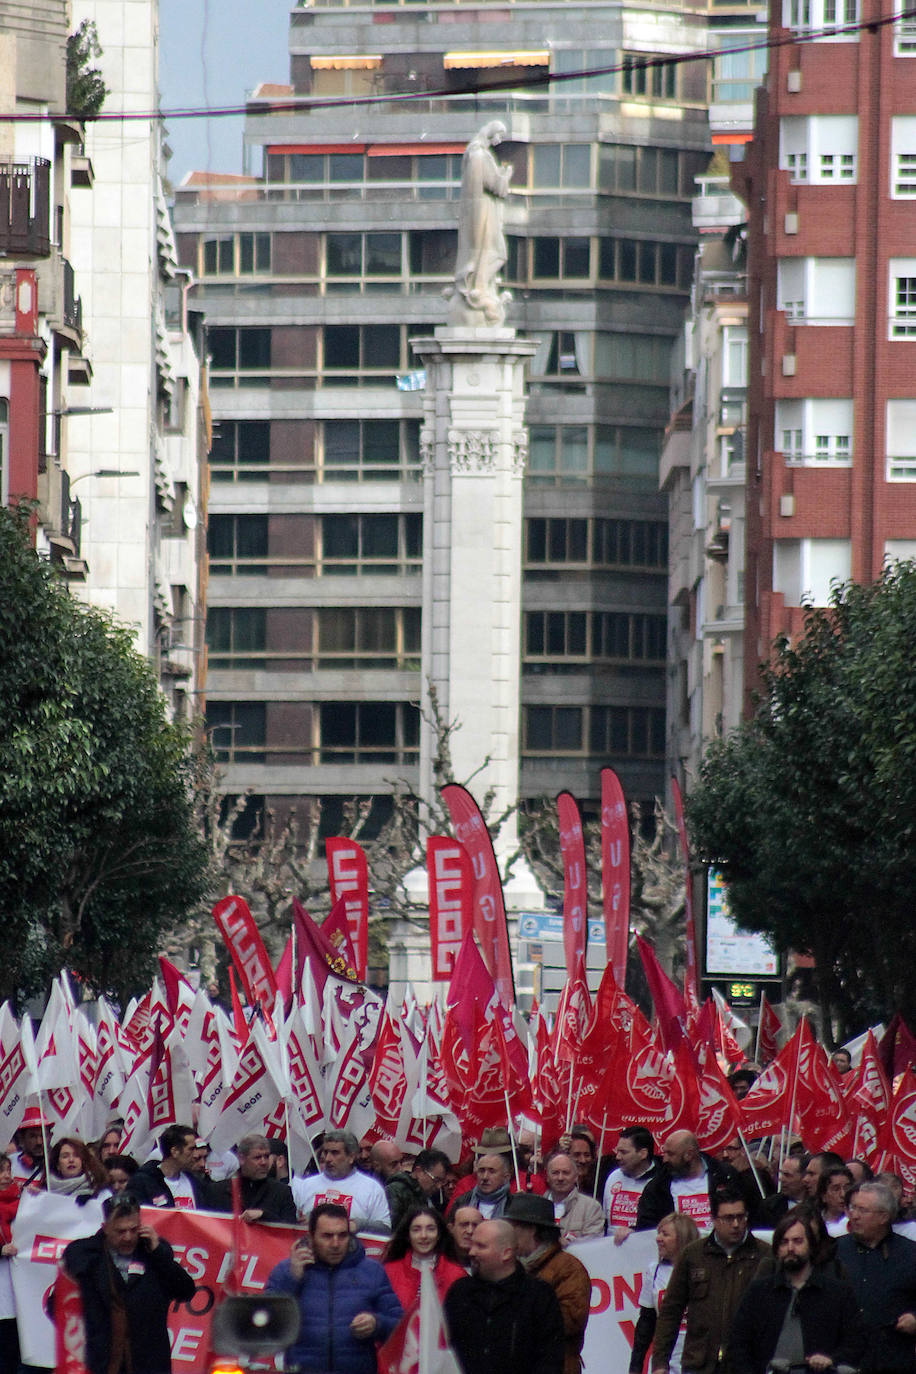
292, 1129, 391, 1228
210, 1134, 296, 1223
836, 1180, 916, 1374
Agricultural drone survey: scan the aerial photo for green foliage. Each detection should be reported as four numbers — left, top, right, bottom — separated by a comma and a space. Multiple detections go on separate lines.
686, 562, 916, 1037
0, 506, 208, 1001
66, 21, 108, 119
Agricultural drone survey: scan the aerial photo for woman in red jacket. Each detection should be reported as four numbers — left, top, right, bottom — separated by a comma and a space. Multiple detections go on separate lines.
384, 1204, 467, 1309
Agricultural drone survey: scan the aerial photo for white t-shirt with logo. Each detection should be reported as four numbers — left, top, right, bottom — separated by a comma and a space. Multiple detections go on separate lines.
167, 1172, 198, 1210
603, 1167, 652, 1229
669, 1171, 712, 1232
292, 1169, 391, 1227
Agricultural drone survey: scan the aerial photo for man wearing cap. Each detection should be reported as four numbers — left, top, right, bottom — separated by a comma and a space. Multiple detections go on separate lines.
449, 1150, 513, 1219
10, 1106, 52, 1180
505, 1194, 591, 1374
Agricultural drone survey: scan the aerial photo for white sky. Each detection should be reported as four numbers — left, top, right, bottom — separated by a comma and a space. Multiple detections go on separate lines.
158, 0, 290, 186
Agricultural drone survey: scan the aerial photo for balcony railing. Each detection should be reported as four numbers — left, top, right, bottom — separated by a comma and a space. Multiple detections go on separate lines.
0, 159, 50, 256
62, 257, 82, 336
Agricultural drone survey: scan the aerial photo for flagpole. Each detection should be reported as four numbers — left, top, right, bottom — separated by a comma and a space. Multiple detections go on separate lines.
504, 1092, 521, 1190
737, 1126, 767, 1200
754, 991, 764, 1065
593, 1110, 608, 1200
36, 1085, 52, 1184
565, 1070, 575, 1134
285, 1098, 295, 1179
785, 1028, 804, 1168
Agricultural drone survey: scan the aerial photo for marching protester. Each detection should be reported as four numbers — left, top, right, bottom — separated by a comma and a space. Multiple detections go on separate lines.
802, 1151, 845, 1200
636, 1132, 742, 1233
443, 1219, 566, 1374
505, 1193, 592, 1374
291, 1129, 391, 1229
209, 1133, 296, 1223
649, 1187, 770, 1374
383, 1203, 466, 1306
544, 1150, 605, 1242
629, 1212, 700, 1374
266, 1202, 402, 1374
449, 1151, 514, 1220
759, 1152, 807, 1225
447, 1205, 484, 1267
729, 1209, 867, 1374
603, 1127, 657, 1239
10, 1108, 52, 1182
370, 1141, 425, 1231
57, 1194, 196, 1374
817, 1164, 854, 1236
104, 1155, 138, 1196
410, 1148, 452, 1214
836, 1180, 916, 1374
126, 1125, 212, 1210
37, 1138, 109, 1202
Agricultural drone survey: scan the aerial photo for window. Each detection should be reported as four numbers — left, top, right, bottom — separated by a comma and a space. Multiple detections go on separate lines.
529, 426, 589, 484
895, 11, 916, 53
408, 230, 457, 278
210, 420, 271, 483
523, 706, 583, 753
594, 333, 672, 384
206, 701, 266, 762
776, 258, 856, 323
550, 49, 616, 99
323, 325, 402, 377
526, 518, 588, 564
207, 608, 267, 668
589, 705, 666, 757
316, 607, 421, 668
621, 54, 677, 99
779, 117, 858, 184
531, 237, 591, 280
208, 327, 271, 383
202, 233, 271, 276
319, 702, 419, 764
775, 399, 853, 463
722, 327, 749, 387
523, 611, 665, 665
592, 612, 666, 661
892, 118, 916, 197
321, 419, 420, 482
782, 0, 859, 34
318, 513, 422, 574
712, 33, 767, 106
772, 539, 851, 605
889, 260, 916, 337
525, 518, 668, 568
529, 331, 589, 386
597, 144, 702, 198
598, 237, 693, 289
525, 425, 661, 485
207, 515, 269, 575
531, 144, 592, 188
525, 612, 588, 660
325, 232, 402, 283
886, 400, 916, 479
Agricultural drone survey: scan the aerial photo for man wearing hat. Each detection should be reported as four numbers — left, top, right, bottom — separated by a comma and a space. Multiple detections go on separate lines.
11, 1105, 52, 1180
449, 1132, 516, 1219
505, 1194, 591, 1374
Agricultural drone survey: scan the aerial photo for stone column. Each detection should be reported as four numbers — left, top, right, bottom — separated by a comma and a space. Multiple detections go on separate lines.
411, 325, 538, 881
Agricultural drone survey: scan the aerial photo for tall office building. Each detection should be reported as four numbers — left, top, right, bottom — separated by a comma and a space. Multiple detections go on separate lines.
171, 0, 713, 852
737, 0, 916, 707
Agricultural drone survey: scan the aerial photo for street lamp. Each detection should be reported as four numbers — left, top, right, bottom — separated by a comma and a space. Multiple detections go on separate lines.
68, 469, 141, 488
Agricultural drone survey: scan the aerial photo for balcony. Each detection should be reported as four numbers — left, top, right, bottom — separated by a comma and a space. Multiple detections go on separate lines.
0, 159, 51, 257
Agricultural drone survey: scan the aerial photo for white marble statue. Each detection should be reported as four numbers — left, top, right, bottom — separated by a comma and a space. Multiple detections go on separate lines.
446, 121, 513, 326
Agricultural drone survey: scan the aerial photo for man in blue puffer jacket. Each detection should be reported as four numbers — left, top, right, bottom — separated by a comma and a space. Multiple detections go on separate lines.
266, 1202, 402, 1374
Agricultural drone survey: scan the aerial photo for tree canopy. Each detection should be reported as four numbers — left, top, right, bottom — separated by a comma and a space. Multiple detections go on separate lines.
686, 562, 916, 1038
0, 506, 208, 1001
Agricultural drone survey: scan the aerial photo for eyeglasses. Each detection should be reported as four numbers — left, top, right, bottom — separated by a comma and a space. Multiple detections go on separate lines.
718, 1213, 748, 1224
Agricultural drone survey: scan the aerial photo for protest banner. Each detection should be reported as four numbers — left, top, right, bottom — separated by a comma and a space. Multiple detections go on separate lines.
12, 1190, 103, 1366
569, 1230, 656, 1374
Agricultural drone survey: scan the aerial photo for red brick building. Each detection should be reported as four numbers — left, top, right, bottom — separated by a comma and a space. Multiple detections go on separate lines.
736, 0, 916, 709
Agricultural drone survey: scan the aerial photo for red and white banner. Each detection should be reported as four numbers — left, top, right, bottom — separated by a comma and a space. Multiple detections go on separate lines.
12, 1189, 104, 1367
441, 784, 514, 1008
558, 792, 588, 984
426, 837, 472, 981
212, 895, 278, 1014
54, 1267, 90, 1374
326, 839, 370, 980
601, 768, 630, 988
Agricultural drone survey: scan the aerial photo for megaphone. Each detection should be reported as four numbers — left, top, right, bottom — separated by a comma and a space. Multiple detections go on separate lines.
211, 1294, 301, 1356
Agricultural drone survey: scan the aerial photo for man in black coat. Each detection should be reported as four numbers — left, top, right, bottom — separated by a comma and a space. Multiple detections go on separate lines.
209, 1134, 296, 1223
836, 1180, 916, 1374
60, 1194, 196, 1374
126, 1124, 213, 1209
444, 1218, 565, 1374
729, 1210, 867, 1374
635, 1130, 744, 1232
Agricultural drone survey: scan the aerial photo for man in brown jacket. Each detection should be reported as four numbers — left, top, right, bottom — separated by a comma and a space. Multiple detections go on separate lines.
652, 1187, 770, 1374
505, 1193, 591, 1374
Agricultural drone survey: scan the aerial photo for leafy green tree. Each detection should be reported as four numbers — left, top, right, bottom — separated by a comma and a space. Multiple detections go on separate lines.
66, 21, 108, 119
0, 505, 208, 1001
686, 562, 916, 1039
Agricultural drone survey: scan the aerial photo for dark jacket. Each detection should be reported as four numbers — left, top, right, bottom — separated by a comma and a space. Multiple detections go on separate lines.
61, 1230, 196, 1374
383, 1170, 426, 1232
125, 1160, 213, 1210
635, 1155, 743, 1232
836, 1231, 916, 1372
651, 1229, 771, 1374
266, 1236, 402, 1374
728, 1266, 868, 1374
444, 1262, 565, 1374
209, 1173, 297, 1223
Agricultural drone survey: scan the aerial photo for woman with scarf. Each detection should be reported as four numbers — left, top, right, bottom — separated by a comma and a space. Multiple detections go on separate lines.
36, 1137, 109, 1202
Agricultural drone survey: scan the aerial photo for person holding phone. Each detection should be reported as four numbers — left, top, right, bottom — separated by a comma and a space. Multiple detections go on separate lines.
57, 1194, 196, 1374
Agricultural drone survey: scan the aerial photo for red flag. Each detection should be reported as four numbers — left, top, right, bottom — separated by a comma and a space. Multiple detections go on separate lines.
446, 929, 498, 1052
715, 1002, 745, 1068
595, 1022, 689, 1132
292, 897, 361, 994
322, 896, 359, 971
441, 783, 514, 1007
601, 768, 630, 987
54, 1268, 90, 1374
212, 895, 278, 1014
757, 994, 782, 1066
228, 968, 249, 1043
843, 1030, 891, 1162
557, 792, 588, 983
878, 1066, 916, 1168
326, 838, 369, 979
552, 954, 593, 1067
368, 1012, 409, 1140
695, 1042, 744, 1154
739, 1023, 802, 1138
636, 936, 686, 1054
670, 777, 699, 1006
426, 836, 472, 981
796, 1021, 852, 1154
275, 935, 294, 1015
878, 1014, 916, 1080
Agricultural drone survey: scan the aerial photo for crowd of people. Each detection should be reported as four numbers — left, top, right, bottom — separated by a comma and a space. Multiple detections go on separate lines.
4, 1088, 916, 1374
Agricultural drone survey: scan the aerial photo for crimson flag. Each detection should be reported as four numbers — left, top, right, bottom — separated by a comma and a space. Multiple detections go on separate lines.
292, 897, 362, 994
757, 994, 782, 1066
695, 1041, 744, 1155
739, 1023, 803, 1138
426, 836, 472, 981
878, 1065, 916, 1169
326, 837, 370, 979
878, 1014, 916, 1080
441, 784, 514, 1007
212, 894, 278, 1015
601, 768, 630, 988
557, 791, 588, 983
843, 1030, 891, 1161
275, 935, 293, 1015
795, 1020, 852, 1154
636, 935, 686, 1054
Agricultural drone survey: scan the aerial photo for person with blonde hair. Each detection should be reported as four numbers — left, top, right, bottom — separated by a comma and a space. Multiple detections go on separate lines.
630, 1212, 700, 1374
